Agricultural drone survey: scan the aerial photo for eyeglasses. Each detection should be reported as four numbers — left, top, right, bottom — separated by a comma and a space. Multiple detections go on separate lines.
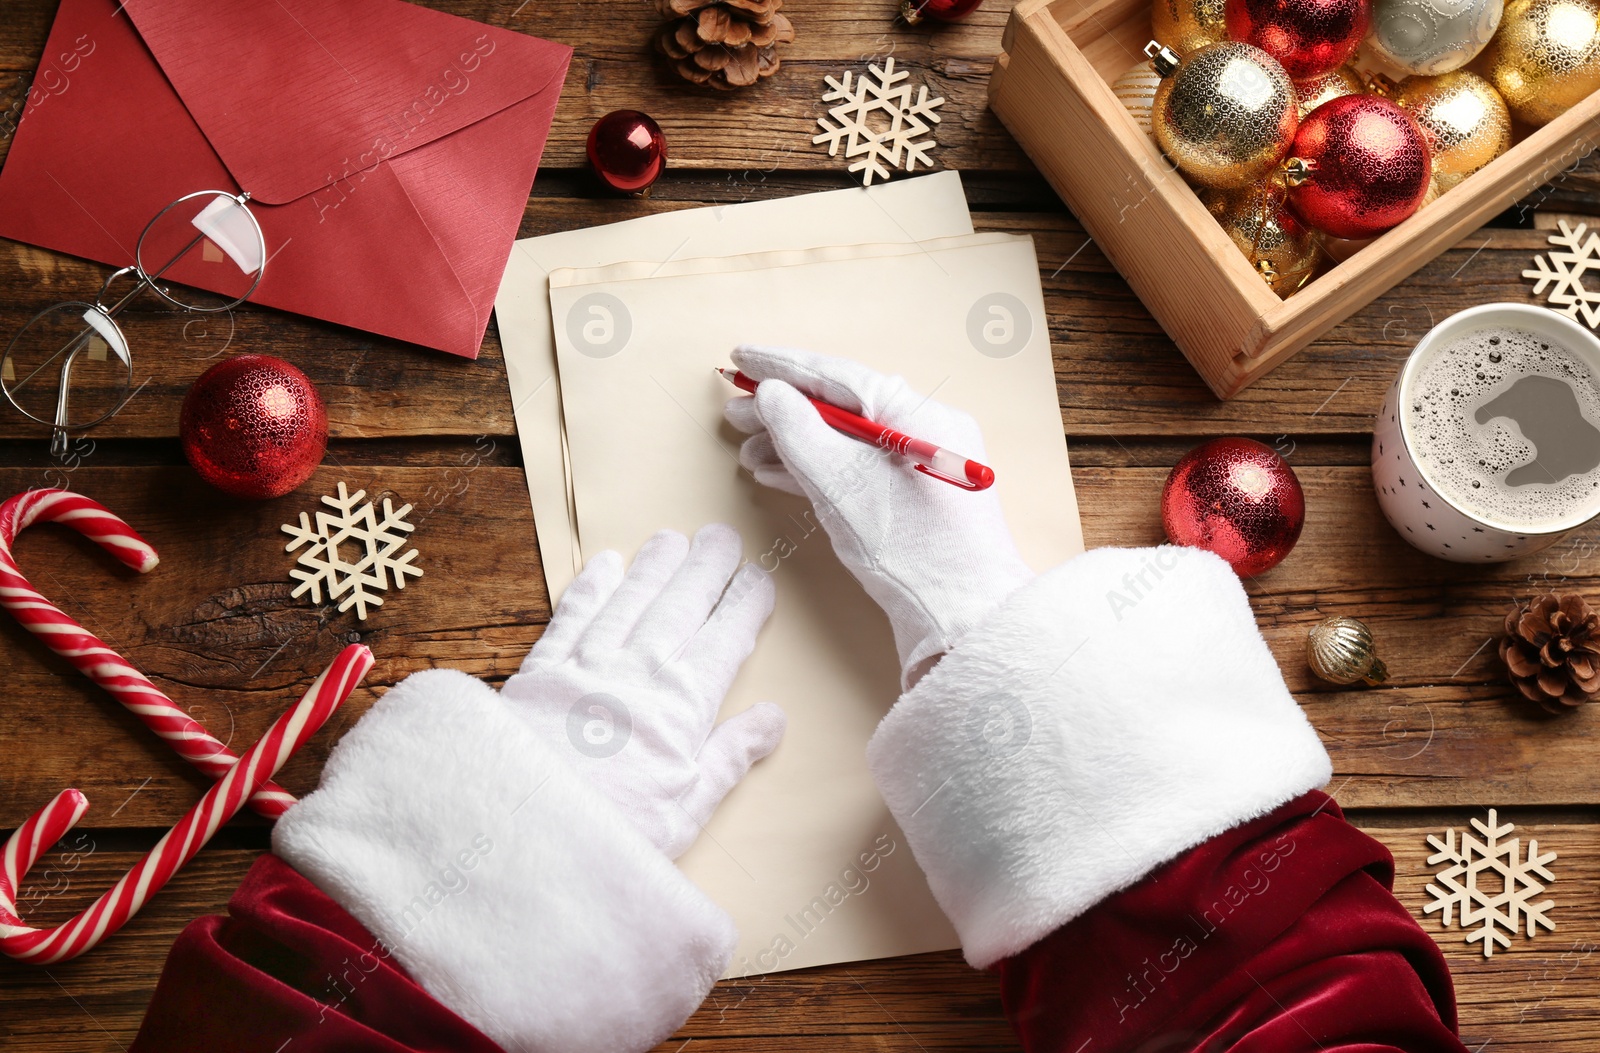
1, 190, 266, 456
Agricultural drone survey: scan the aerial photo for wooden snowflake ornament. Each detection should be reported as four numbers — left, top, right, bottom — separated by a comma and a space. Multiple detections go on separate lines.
1524, 221, 1600, 328
282, 482, 422, 620
1423, 809, 1557, 958
812, 57, 944, 186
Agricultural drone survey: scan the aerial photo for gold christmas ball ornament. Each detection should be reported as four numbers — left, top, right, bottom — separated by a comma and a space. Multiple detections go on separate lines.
1293, 65, 1367, 116
1148, 41, 1301, 189
1113, 60, 1164, 135
1307, 615, 1389, 685
1153, 0, 1230, 53
1369, 0, 1503, 75
1205, 186, 1323, 295
1480, 0, 1600, 126
1395, 70, 1512, 178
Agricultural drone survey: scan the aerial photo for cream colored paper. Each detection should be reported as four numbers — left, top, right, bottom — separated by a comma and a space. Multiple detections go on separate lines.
549, 233, 1083, 976
492, 172, 975, 597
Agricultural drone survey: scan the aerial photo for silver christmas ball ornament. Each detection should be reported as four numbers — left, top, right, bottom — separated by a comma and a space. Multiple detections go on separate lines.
1368, 0, 1504, 75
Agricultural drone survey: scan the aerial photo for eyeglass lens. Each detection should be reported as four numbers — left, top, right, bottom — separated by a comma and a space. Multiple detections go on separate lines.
3, 302, 132, 430
136, 193, 265, 312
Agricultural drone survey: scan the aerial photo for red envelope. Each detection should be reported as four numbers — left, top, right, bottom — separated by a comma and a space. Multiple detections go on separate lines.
0, 0, 571, 359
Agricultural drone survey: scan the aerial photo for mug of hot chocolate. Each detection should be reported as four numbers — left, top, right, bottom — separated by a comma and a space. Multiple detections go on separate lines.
1373, 303, 1600, 562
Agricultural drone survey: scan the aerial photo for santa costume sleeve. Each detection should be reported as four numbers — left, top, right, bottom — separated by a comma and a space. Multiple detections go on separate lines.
867, 544, 1471, 1053
131, 668, 738, 1053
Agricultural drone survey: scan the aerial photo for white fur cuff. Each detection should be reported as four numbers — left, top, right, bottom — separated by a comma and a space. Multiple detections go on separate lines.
274, 668, 735, 1053
866, 546, 1332, 969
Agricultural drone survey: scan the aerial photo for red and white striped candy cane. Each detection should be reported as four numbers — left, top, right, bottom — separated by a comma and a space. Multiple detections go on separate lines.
0, 488, 294, 818
0, 643, 373, 963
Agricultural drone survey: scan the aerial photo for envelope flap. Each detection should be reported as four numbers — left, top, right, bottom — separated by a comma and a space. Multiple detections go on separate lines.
120, 0, 571, 205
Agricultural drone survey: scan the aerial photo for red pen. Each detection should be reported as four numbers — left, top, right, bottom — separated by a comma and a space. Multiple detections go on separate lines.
717, 368, 995, 491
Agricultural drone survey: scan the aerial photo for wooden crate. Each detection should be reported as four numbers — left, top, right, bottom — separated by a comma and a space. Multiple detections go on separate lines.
989, 0, 1600, 398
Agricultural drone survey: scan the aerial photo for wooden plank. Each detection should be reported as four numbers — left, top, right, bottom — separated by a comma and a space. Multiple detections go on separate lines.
1380, 813, 1600, 1053
1, 463, 1595, 832
0, 215, 1580, 443
0, 0, 1030, 174
1, 816, 1593, 1051
1075, 464, 1600, 809
0, 848, 258, 1053
0, 464, 548, 831
0, 239, 522, 442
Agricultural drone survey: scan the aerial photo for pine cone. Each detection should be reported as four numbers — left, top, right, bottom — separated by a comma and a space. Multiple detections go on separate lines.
653, 0, 795, 90
1500, 593, 1600, 712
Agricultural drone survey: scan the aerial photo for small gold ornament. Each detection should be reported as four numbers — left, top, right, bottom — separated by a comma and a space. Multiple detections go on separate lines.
1113, 59, 1163, 135
1293, 65, 1366, 116
1204, 186, 1323, 295
1152, 0, 1229, 54
1149, 40, 1301, 189
1395, 70, 1512, 180
1307, 615, 1389, 685
1479, 0, 1600, 126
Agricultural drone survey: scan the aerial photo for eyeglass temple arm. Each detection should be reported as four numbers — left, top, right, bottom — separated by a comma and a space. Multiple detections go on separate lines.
50, 346, 81, 458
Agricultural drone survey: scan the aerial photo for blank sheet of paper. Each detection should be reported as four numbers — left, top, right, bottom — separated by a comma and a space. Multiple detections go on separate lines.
549, 232, 1083, 975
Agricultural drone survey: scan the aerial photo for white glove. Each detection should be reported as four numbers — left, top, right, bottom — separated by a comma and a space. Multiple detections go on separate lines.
501, 523, 787, 859
723, 345, 1034, 684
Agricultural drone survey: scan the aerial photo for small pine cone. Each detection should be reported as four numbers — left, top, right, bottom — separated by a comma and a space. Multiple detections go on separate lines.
1500, 593, 1600, 713
652, 0, 795, 90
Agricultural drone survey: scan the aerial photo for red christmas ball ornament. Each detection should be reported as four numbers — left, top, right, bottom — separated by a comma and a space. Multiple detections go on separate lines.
1161, 437, 1305, 577
180, 355, 327, 500
901, 0, 985, 23
1285, 94, 1432, 240
1224, 0, 1370, 78
587, 110, 667, 195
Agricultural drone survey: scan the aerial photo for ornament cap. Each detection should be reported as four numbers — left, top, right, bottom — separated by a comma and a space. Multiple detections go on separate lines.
900, 0, 925, 24
1367, 72, 1400, 97
1282, 156, 1316, 185
1145, 40, 1182, 76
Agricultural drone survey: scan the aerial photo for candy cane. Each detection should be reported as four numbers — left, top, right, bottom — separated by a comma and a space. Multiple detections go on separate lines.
0, 643, 373, 963
0, 488, 294, 818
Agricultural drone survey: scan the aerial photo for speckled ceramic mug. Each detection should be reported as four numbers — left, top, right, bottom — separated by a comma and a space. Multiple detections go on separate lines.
1372, 303, 1600, 563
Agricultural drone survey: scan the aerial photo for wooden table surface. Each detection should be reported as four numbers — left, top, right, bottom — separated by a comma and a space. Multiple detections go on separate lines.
2, 0, 1599, 1049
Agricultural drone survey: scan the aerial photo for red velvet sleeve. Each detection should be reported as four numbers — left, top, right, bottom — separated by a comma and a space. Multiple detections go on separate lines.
996, 792, 1469, 1053
130, 854, 502, 1053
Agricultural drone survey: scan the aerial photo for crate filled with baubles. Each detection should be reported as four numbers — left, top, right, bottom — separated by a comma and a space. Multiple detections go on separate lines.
989, 0, 1600, 395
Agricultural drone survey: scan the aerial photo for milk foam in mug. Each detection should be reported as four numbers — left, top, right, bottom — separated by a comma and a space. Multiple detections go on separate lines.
1372, 303, 1600, 562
